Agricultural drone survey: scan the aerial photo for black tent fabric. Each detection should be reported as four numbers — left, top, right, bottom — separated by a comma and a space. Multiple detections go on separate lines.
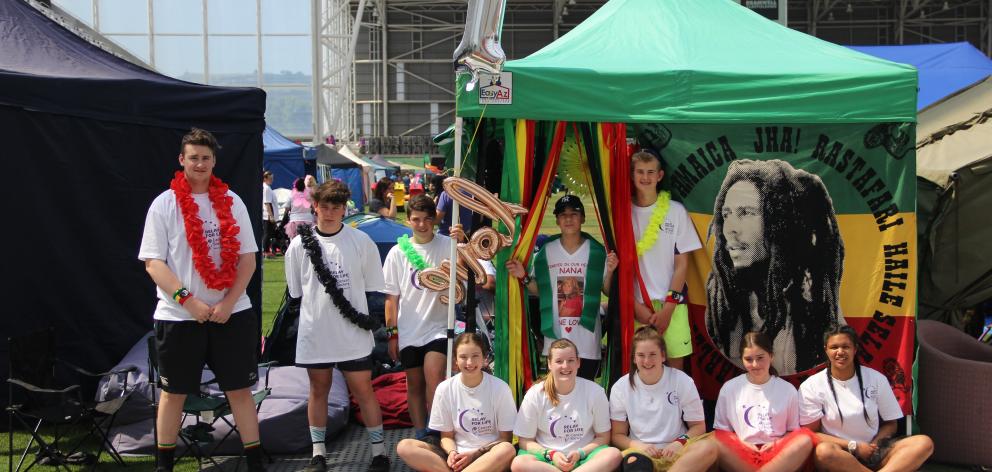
313, 143, 359, 167
0, 0, 265, 405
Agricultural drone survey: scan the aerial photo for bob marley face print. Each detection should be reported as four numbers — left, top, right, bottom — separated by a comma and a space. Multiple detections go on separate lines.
721, 180, 768, 269
706, 159, 845, 375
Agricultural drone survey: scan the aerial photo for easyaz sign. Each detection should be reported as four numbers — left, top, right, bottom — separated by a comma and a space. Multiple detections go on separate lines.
479, 72, 512, 104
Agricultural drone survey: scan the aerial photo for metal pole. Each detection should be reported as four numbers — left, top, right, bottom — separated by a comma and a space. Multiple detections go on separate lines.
310, 0, 322, 140
446, 116, 463, 378
380, 0, 389, 136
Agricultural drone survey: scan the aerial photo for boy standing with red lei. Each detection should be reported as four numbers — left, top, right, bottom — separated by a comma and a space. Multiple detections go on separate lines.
139, 128, 265, 472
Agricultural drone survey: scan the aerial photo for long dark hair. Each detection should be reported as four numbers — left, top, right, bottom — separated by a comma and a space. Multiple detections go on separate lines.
629, 326, 667, 389
373, 177, 392, 203
823, 324, 871, 427
706, 159, 844, 371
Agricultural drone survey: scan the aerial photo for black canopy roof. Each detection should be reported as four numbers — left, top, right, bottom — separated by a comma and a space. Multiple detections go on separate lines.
0, 0, 265, 132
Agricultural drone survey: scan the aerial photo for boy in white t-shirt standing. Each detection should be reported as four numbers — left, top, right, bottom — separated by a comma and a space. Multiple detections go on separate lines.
138, 128, 264, 472
506, 195, 618, 380
284, 180, 390, 472
630, 150, 703, 370
383, 194, 454, 441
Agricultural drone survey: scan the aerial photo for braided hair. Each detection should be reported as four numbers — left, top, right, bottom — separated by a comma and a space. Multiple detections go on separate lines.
823, 324, 871, 427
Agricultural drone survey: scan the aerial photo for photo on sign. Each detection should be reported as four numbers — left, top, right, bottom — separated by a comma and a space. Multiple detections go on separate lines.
705, 159, 846, 375
557, 276, 584, 318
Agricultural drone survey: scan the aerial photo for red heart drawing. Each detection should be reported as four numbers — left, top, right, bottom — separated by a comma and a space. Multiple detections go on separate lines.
564, 327, 573, 333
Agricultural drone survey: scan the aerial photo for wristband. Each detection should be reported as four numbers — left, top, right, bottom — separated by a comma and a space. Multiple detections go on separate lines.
385, 326, 398, 340
675, 434, 689, 445
521, 275, 532, 286
544, 449, 558, 462
173, 287, 192, 305
666, 290, 685, 305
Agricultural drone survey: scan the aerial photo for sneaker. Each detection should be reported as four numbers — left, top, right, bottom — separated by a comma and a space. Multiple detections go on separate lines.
369, 454, 390, 472
304, 455, 327, 472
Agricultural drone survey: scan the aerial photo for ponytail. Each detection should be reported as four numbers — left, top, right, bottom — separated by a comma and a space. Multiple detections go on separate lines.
544, 338, 578, 407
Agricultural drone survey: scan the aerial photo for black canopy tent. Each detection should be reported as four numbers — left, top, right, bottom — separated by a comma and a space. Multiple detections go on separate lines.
0, 0, 266, 402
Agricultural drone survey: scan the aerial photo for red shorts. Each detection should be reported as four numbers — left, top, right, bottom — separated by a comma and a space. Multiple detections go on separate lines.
715, 428, 817, 469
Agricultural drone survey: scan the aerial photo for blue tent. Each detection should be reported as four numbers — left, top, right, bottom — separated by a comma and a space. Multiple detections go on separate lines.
849, 42, 992, 110
263, 125, 311, 189
343, 214, 412, 263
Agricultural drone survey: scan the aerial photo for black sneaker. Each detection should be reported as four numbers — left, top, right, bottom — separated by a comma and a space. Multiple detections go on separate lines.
304, 455, 327, 472
369, 454, 390, 472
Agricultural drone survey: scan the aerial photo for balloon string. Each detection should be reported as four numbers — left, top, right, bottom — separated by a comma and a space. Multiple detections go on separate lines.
457, 104, 488, 178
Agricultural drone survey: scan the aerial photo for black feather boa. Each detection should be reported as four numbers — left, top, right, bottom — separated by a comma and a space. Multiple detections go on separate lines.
299, 225, 381, 331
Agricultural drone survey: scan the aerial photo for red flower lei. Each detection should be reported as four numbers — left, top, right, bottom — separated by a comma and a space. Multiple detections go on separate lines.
170, 171, 241, 290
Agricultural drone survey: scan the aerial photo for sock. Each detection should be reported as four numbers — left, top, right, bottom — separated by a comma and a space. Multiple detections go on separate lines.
367, 425, 385, 457
310, 426, 327, 457
243, 441, 262, 462
156, 443, 176, 471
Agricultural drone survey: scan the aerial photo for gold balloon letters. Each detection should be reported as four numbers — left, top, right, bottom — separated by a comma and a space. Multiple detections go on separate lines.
417, 177, 527, 304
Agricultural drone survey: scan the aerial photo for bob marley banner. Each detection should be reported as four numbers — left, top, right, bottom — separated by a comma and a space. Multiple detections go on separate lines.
636, 122, 916, 413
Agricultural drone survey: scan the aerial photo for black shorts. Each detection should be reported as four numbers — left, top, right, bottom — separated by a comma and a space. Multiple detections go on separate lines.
400, 338, 447, 369
296, 356, 374, 372
154, 309, 259, 395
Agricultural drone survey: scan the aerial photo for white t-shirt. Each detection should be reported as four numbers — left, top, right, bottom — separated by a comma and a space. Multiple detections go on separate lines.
531, 239, 604, 359
262, 183, 275, 221
631, 200, 702, 301
514, 377, 612, 454
609, 367, 704, 445
428, 373, 517, 453
382, 234, 453, 351
138, 189, 257, 321
799, 366, 903, 443
713, 374, 800, 444
285, 225, 386, 364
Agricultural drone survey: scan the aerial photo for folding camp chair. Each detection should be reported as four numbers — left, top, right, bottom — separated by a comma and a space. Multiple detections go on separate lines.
6, 328, 137, 472
146, 336, 274, 471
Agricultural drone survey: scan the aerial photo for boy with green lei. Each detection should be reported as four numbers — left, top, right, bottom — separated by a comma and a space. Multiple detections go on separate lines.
630, 150, 703, 371
383, 194, 454, 441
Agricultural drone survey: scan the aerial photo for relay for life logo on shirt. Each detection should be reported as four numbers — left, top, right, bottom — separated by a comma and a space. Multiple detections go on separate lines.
741, 404, 773, 433
548, 415, 584, 441
458, 408, 495, 437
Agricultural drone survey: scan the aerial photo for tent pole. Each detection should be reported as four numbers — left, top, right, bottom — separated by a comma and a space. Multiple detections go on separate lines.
446, 116, 463, 378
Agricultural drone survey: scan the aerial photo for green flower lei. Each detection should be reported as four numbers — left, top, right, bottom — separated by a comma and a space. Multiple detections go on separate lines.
635, 191, 672, 257
397, 234, 431, 270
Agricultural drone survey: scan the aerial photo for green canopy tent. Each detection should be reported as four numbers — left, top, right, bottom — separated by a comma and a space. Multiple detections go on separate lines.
456, 0, 915, 123
451, 0, 919, 408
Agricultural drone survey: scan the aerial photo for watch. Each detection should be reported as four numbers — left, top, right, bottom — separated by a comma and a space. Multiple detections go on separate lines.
847, 440, 858, 454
